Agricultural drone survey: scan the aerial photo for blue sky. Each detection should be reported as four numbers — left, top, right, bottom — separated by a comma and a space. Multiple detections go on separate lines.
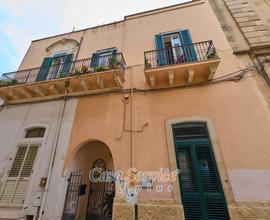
0, 0, 189, 74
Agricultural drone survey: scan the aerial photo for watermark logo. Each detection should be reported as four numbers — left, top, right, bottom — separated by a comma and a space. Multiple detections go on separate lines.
89, 168, 180, 202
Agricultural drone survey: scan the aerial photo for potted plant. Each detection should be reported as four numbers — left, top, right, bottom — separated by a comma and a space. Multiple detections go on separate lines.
59, 71, 66, 78
94, 66, 107, 72
81, 66, 89, 74
109, 55, 117, 69
207, 50, 217, 59
74, 68, 81, 76
144, 57, 152, 69
0, 80, 5, 86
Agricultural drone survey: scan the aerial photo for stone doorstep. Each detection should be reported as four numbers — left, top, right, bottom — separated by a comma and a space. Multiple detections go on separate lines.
228, 202, 270, 219
113, 201, 184, 220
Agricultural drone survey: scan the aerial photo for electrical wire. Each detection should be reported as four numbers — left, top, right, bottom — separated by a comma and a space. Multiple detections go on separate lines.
3, 58, 269, 108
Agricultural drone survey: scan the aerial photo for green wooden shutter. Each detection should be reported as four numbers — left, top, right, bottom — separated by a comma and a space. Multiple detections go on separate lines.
61, 54, 73, 76
155, 34, 168, 66
90, 53, 100, 68
173, 124, 229, 220
36, 57, 52, 81
179, 30, 197, 62
112, 48, 117, 55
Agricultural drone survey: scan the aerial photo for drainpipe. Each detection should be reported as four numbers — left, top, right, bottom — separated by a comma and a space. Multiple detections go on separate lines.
74, 33, 84, 61
70, 32, 85, 74
130, 68, 134, 169
38, 89, 68, 220
130, 68, 139, 220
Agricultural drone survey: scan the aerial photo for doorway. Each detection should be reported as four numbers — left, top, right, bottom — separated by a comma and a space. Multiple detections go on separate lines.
86, 159, 115, 220
163, 33, 183, 64
173, 123, 230, 220
63, 141, 115, 220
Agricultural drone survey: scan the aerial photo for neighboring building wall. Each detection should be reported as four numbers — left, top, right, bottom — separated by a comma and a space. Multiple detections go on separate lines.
0, 99, 77, 219
208, 0, 270, 93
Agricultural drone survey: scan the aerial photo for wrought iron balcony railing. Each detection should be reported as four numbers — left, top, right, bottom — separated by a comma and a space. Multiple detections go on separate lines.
144, 40, 218, 69
0, 53, 126, 88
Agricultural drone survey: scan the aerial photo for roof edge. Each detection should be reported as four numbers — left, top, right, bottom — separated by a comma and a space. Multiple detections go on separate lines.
32, 0, 202, 43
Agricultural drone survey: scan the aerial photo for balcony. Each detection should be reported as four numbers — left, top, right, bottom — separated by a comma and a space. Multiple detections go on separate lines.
144, 40, 220, 88
0, 53, 125, 104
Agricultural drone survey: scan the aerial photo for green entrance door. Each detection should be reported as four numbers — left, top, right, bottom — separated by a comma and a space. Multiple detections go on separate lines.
173, 123, 230, 220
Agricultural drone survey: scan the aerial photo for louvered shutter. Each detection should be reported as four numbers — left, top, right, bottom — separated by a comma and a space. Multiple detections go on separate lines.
176, 144, 206, 220
21, 145, 38, 177
0, 180, 16, 203
179, 30, 197, 62
155, 34, 168, 66
36, 57, 52, 81
90, 53, 100, 68
61, 54, 73, 76
0, 144, 39, 204
195, 144, 229, 220
12, 180, 28, 203
173, 124, 229, 220
9, 145, 27, 177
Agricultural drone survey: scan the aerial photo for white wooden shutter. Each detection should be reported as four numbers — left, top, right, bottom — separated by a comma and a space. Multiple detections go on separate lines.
9, 145, 27, 177
0, 180, 16, 203
0, 144, 39, 204
21, 145, 38, 177
12, 180, 28, 203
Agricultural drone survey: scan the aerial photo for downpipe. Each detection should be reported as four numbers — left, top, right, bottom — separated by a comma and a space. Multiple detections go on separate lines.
37, 90, 68, 220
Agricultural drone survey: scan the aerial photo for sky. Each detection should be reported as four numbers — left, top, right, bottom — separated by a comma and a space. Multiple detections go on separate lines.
0, 0, 190, 74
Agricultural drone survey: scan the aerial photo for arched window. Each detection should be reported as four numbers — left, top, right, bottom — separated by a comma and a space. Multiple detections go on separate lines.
25, 127, 46, 138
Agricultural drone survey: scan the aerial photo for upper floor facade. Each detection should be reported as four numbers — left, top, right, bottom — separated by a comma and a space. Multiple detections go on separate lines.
0, 0, 238, 105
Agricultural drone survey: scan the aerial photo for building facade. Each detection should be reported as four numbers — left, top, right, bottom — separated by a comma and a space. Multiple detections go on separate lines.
208, 0, 270, 91
0, 1, 270, 219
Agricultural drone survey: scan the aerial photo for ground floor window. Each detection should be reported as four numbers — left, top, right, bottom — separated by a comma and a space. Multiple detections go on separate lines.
0, 144, 39, 204
173, 123, 230, 220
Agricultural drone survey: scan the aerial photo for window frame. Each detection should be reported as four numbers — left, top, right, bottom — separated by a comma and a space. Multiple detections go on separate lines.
25, 127, 46, 139
0, 126, 47, 207
47, 52, 67, 79
91, 47, 118, 67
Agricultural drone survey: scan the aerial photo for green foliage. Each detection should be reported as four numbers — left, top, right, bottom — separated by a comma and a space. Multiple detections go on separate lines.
109, 55, 117, 69
0, 79, 18, 86
144, 57, 148, 65
59, 71, 66, 78
94, 66, 107, 72
81, 66, 89, 74
74, 68, 81, 76
144, 57, 152, 68
207, 51, 217, 59
11, 79, 18, 83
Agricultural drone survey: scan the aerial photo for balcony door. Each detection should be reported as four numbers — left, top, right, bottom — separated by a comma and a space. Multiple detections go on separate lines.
48, 55, 65, 79
36, 53, 73, 82
173, 123, 230, 220
155, 29, 197, 67
163, 33, 183, 64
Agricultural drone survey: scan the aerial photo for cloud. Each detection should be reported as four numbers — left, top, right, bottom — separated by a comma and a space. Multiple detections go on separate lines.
0, 0, 63, 73
0, 0, 189, 73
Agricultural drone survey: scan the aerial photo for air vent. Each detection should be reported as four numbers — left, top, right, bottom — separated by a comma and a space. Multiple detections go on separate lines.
173, 123, 208, 139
